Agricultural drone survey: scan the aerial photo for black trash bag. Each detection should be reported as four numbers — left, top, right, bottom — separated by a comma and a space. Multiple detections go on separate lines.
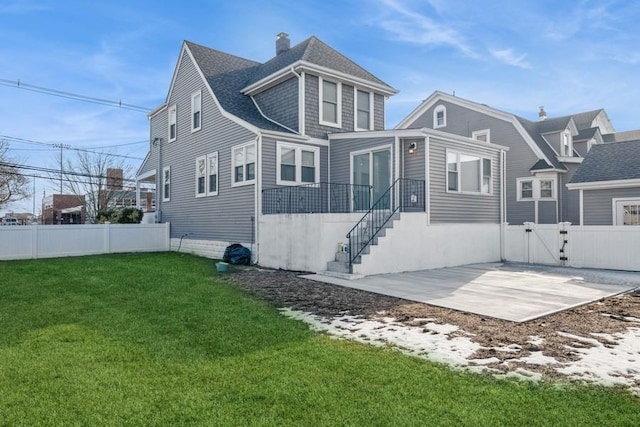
223, 243, 252, 265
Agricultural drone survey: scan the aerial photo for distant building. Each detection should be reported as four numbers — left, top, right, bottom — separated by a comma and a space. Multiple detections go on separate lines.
41, 194, 86, 225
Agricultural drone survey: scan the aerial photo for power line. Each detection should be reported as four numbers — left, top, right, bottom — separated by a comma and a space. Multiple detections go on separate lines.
0, 134, 145, 160
0, 161, 137, 183
0, 78, 152, 113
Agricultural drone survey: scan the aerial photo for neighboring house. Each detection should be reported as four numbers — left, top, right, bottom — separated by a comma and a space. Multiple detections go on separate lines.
136, 34, 508, 275
566, 140, 640, 225
41, 194, 86, 225
396, 91, 620, 225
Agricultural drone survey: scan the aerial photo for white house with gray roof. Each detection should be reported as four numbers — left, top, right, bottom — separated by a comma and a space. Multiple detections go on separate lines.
136, 34, 508, 275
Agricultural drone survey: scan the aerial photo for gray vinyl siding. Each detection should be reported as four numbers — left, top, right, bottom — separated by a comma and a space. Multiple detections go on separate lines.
404, 100, 548, 224
560, 163, 581, 224
260, 137, 329, 189
138, 110, 165, 176
428, 137, 501, 223
304, 74, 387, 139
538, 201, 557, 224
583, 188, 640, 225
401, 139, 425, 181
253, 77, 298, 132
574, 141, 589, 158
150, 50, 257, 242
544, 133, 561, 156
329, 137, 396, 185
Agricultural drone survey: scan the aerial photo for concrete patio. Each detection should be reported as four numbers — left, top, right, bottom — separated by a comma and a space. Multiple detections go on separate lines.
301, 263, 640, 322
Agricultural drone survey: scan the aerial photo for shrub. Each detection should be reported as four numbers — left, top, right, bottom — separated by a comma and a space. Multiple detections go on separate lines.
96, 207, 143, 224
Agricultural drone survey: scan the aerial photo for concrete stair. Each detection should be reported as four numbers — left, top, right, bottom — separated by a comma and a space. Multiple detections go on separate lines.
323, 212, 400, 276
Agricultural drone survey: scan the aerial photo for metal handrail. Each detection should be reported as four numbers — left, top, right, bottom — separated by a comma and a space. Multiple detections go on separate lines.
346, 178, 425, 273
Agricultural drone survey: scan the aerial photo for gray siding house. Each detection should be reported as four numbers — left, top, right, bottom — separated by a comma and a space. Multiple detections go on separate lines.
136, 34, 508, 275
567, 140, 640, 225
395, 91, 623, 225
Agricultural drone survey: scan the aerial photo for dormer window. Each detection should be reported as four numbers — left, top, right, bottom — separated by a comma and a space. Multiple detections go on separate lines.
561, 130, 572, 156
434, 105, 446, 128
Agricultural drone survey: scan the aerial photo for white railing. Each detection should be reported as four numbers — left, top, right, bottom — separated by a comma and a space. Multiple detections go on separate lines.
0, 223, 170, 260
505, 223, 640, 271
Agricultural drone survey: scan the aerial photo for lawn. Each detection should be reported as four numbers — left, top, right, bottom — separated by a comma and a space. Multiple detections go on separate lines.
0, 253, 638, 426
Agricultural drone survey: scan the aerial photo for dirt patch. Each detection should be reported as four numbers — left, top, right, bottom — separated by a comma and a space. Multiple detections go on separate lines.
227, 268, 640, 383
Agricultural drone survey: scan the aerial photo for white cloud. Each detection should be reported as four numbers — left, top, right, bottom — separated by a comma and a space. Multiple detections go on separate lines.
378, 0, 478, 58
490, 48, 531, 69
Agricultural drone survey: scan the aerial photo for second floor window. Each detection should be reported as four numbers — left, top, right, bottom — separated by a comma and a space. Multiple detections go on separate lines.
320, 78, 341, 127
191, 91, 202, 132
162, 166, 171, 201
168, 105, 177, 141
561, 131, 572, 156
434, 105, 446, 128
356, 89, 371, 130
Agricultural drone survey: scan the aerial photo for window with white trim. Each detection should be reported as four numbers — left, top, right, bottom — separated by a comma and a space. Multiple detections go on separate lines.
191, 90, 202, 132
195, 156, 206, 197
276, 142, 320, 185
517, 178, 556, 201
168, 105, 177, 142
232, 142, 256, 186
207, 153, 218, 196
561, 130, 572, 156
446, 150, 492, 194
320, 78, 341, 127
472, 129, 490, 143
162, 166, 171, 201
355, 89, 372, 130
616, 199, 640, 225
434, 105, 446, 128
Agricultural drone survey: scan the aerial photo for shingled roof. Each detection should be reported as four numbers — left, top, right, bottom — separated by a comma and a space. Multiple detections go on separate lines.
569, 140, 640, 184
182, 36, 395, 133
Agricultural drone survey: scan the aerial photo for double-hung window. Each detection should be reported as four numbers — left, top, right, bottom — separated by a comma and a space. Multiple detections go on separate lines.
517, 178, 555, 201
561, 131, 572, 156
355, 89, 372, 130
196, 156, 206, 197
191, 90, 202, 132
168, 105, 177, 142
207, 153, 218, 195
162, 166, 171, 201
277, 142, 320, 185
446, 150, 492, 194
232, 142, 256, 186
320, 78, 341, 127
196, 153, 219, 197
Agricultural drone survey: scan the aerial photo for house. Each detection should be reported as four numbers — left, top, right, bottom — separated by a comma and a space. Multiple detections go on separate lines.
41, 194, 86, 225
566, 139, 640, 225
136, 34, 508, 275
396, 91, 622, 225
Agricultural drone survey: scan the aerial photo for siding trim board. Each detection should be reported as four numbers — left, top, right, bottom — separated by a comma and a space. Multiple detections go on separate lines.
567, 178, 640, 190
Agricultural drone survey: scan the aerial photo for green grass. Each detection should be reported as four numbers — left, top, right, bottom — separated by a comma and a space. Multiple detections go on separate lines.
0, 253, 638, 426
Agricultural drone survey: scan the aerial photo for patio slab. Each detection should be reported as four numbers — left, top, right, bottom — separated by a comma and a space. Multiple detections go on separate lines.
300, 263, 640, 322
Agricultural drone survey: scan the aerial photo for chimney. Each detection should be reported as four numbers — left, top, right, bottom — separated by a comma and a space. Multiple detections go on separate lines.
538, 106, 547, 121
276, 32, 290, 55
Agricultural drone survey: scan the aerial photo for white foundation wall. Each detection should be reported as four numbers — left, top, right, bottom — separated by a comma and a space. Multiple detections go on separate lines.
171, 238, 255, 261
353, 214, 502, 276
258, 213, 362, 272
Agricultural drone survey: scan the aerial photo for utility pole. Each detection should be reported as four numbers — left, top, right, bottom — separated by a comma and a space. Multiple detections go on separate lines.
52, 143, 70, 194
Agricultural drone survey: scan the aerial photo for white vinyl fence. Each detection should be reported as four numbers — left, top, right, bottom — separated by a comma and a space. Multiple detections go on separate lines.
0, 223, 170, 261
505, 222, 640, 271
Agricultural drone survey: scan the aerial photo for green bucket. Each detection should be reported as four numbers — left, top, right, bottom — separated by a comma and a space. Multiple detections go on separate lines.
216, 262, 229, 273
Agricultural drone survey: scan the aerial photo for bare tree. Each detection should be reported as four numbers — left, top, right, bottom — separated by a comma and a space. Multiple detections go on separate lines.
57, 150, 133, 223
0, 140, 30, 210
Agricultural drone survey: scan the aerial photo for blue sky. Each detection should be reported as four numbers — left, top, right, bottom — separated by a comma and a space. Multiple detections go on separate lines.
2, 0, 640, 215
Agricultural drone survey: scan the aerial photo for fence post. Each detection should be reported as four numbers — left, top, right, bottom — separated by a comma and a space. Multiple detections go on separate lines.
523, 222, 534, 264
165, 222, 171, 251
104, 222, 111, 254
31, 224, 38, 259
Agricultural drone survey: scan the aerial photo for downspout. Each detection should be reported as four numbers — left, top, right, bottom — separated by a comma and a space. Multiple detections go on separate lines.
290, 67, 305, 135
254, 134, 262, 265
579, 189, 584, 226
500, 149, 506, 261
425, 136, 431, 225
156, 136, 162, 224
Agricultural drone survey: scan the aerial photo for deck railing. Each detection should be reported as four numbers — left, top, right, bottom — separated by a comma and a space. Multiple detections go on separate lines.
262, 182, 372, 214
